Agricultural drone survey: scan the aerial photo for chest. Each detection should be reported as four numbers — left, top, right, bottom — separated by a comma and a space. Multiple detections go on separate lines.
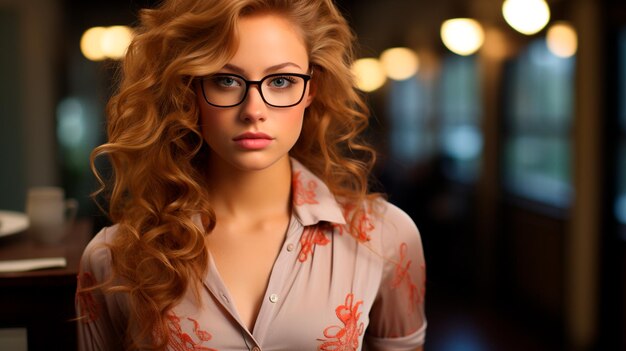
208, 228, 285, 286
205, 217, 290, 330
184, 223, 383, 350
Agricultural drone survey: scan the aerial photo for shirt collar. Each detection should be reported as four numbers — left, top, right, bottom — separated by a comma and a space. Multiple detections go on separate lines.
290, 158, 346, 226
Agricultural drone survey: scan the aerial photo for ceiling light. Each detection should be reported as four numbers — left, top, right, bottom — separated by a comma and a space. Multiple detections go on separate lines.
546, 22, 577, 58
351, 58, 386, 92
502, 0, 551, 35
440, 18, 485, 56
380, 47, 419, 80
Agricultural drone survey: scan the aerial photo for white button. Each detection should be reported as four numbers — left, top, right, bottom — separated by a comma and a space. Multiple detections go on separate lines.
286, 243, 295, 252
269, 294, 279, 303
221, 293, 229, 303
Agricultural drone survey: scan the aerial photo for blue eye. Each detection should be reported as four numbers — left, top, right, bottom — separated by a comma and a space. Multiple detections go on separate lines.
212, 75, 242, 88
268, 76, 297, 88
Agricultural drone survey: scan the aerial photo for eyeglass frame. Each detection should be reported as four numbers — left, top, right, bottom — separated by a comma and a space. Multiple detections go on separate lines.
199, 72, 312, 108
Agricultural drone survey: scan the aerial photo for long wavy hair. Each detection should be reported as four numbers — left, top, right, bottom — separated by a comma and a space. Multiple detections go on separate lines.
89, 0, 376, 348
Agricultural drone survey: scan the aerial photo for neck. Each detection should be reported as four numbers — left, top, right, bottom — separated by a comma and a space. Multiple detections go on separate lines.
206, 155, 292, 219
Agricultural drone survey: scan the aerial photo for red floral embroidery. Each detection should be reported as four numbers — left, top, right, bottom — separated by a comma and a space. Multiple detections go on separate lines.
318, 293, 365, 351
166, 313, 217, 351
76, 272, 99, 323
332, 204, 373, 242
298, 226, 330, 262
350, 207, 374, 242
293, 171, 319, 206
391, 243, 426, 311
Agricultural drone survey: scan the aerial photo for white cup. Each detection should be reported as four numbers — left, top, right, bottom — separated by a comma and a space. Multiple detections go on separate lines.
25, 186, 78, 244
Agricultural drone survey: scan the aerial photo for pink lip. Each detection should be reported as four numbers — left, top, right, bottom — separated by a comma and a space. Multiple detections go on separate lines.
233, 132, 273, 150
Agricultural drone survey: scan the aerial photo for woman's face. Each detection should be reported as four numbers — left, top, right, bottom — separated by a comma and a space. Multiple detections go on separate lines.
196, 13, 313, 173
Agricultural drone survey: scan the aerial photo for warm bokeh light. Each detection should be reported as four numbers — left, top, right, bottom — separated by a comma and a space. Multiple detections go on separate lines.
546, 22, 577, 58
80, 26, 107, 61
379, 47, 419, 80
80, 25, 133, 61
100, 26, 133, 59
440, 18, 485, 56
502, 0, 551, 35
351, 58, 386, 92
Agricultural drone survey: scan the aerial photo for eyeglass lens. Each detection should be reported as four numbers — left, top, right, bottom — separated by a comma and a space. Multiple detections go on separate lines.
202, 74, 308, 107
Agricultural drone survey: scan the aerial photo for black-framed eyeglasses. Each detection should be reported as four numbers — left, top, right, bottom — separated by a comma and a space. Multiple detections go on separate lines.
200, 73, 312, 108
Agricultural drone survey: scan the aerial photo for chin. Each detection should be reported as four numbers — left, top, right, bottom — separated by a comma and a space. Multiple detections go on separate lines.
215, 151, 290, 173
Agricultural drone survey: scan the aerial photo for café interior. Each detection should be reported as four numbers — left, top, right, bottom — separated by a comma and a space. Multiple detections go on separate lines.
0, 0, 624, 349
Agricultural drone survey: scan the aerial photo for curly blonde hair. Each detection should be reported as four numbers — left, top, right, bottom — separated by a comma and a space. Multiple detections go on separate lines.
89, 0, 376, 348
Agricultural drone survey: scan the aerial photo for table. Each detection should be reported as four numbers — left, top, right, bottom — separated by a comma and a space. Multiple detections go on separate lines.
0, 219, 93, 351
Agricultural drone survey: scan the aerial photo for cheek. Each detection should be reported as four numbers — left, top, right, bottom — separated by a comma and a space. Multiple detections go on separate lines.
284, 108, 306, 137
198, 105, 230, 140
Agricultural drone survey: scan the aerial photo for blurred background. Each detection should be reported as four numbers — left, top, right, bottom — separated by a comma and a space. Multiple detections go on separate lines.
0, 0, 624, 350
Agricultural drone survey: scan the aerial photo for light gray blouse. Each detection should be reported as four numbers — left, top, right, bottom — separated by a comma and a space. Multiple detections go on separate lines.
76, 159, 427, 350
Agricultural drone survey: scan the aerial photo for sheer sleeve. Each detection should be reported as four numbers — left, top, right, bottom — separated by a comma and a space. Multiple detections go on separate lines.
365, 203, 427, 350
75, 226, 125, 351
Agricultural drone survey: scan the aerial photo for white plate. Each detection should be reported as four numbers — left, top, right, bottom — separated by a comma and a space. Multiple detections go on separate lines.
0, 211, 29, 238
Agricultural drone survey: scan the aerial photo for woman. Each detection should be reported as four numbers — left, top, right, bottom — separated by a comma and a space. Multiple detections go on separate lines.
76, 0, 427, 350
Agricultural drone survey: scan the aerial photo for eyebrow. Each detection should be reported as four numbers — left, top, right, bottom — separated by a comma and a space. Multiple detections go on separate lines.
222, 62, 304, 75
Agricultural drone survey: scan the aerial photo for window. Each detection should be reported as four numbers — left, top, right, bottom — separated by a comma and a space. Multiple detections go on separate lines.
386, 74, 434, 167
437, 55, 482, 183
502, 39, 575, 208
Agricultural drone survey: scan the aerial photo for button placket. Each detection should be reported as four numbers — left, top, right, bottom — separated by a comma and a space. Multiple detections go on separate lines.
252, 219, 301, 341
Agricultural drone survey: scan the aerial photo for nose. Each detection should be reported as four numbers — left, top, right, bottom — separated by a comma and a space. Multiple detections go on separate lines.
239, 85, 267, 123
